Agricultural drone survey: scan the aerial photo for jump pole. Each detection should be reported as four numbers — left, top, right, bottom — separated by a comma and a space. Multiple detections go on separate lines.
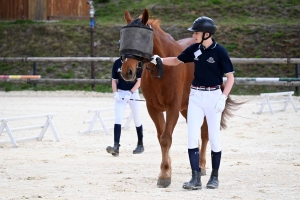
0, 75, 41, 79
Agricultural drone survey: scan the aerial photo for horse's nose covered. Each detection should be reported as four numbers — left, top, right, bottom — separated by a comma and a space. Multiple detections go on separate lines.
127, 68, 133, 77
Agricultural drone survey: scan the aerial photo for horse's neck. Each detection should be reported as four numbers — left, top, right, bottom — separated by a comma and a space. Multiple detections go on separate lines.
153, 32, 183, 57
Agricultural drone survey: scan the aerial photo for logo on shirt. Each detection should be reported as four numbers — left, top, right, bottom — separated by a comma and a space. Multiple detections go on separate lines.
117, 68, 121, 72
207, 57, 215, 63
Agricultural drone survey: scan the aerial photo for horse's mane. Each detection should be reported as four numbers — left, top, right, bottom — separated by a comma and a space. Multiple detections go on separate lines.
146, 18, 183, 56
147, 18, 168, 36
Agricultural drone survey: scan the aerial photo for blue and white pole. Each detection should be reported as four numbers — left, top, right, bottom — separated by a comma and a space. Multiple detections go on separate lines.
87, 0, 95, 90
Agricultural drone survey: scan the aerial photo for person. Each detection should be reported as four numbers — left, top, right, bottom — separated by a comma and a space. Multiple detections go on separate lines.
106, 40, 144, 157
150, 16, 235, 190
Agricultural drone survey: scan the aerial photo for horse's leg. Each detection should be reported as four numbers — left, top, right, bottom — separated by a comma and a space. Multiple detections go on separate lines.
200, 117, 209, 176
180, 109, 188, 123
145, 104, 170, 187
147, 104, 179, 188
159, 107, 179, 187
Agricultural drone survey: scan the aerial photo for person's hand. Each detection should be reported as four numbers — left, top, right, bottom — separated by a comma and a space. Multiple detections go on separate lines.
113, 92, 121, 101
214, 94, 227, 113
150, 55, 163, 65
123, 91, 131, 101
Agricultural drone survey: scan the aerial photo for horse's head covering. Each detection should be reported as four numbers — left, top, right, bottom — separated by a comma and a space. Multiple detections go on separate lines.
120, 24, 153, 60
188, 16, 216, 35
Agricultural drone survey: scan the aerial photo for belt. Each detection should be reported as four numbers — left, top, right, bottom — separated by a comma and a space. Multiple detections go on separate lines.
191, 85, 220, 91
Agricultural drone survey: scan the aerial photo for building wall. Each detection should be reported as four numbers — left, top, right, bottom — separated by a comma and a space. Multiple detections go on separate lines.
29, 0, 47, 20
0, 0, 90, 20
0, 0, 29, 20
47, 0, 89, 20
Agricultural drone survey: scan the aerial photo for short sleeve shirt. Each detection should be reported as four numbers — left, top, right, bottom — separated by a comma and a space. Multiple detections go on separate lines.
177, 39, 234, 87
111, 58, 142, 90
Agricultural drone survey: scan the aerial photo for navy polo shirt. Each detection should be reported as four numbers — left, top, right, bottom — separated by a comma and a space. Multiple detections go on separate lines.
111, 58, 142, 90
177, 39, 234, 87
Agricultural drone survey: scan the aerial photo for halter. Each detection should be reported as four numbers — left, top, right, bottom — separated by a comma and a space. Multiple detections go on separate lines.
121, 54, 145, 71
145, 58, 164, 79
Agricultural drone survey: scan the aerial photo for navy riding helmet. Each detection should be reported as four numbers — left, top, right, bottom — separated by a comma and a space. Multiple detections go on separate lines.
188, 16, 217, 35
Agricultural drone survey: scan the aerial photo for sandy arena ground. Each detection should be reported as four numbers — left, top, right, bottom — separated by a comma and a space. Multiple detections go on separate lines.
0, 91, 299, 200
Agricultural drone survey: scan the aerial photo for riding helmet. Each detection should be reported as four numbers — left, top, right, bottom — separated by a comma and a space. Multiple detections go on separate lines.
188, 16, 216, 34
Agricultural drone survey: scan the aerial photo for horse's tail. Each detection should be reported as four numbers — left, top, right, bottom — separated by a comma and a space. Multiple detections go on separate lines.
221, 95, 245, 129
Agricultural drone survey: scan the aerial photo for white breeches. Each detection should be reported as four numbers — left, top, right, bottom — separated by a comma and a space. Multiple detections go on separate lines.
187, 88, 222, 152
114, 89, 142, 127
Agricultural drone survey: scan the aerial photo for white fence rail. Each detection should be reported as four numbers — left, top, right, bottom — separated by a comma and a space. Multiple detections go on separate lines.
1, 77, 300, 86
0, 57, 299, 87
1, 57, 300, 64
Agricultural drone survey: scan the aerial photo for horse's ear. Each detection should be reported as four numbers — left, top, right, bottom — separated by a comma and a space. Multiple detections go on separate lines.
124, 10, 132, 24
141, 9, 149, 25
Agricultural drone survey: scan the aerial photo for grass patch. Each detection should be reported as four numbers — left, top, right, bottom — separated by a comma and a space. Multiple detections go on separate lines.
224, 43, 237, 53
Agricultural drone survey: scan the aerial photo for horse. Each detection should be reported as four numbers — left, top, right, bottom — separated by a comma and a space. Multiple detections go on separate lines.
120, 9, 239, 188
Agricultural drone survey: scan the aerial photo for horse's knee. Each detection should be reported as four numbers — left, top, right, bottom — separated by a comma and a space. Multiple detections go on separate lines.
159, 134, 172, 148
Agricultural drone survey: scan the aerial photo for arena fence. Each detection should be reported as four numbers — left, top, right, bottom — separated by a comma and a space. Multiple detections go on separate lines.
0, 57, 299, 87
1, 77, 300, 86
0, 57, 300, 63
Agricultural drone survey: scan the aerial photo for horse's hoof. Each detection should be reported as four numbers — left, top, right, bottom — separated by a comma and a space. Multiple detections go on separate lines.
200, 169, 206, 176
157, 178, 171, 188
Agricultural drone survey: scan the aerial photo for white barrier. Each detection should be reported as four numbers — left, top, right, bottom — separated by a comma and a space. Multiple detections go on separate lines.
254, 91, 298, 114
0, 114, 59, 147
78, 107, 133, 135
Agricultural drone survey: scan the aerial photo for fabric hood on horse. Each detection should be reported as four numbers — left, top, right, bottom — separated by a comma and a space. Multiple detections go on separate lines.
120, 24, 154, 60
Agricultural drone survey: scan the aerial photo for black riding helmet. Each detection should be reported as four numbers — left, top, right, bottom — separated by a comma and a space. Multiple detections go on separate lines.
188, 16, 216, 35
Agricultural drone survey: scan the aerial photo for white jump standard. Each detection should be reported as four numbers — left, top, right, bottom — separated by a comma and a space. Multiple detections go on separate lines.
254, 91, 298, 114
0, 114, 59, 147
78, 107, 133, 135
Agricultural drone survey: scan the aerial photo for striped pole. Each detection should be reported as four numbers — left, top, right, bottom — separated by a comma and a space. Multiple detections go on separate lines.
223, 77, 300, 86
224, 77, 300, 82
0, 75, 41, 79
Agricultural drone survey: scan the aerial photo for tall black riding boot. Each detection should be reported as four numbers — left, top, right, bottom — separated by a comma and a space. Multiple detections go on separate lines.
206, 169, 219, 189
133, 141, 144, 154
182, 170, 202, 190
106, 124, 121, 156
133, 125, 144, 154
106, 142, 120, 157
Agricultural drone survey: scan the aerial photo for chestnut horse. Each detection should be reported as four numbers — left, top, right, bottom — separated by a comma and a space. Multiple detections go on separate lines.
121, 9, 238, 188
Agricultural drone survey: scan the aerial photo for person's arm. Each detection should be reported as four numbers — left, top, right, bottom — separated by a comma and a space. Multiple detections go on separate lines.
112, 79, 118, 93
162, 57, 183, 66
130, 78, 141, 93
214, 72, 234, 113
151, 55, 183, 66
223, 72, 234, 96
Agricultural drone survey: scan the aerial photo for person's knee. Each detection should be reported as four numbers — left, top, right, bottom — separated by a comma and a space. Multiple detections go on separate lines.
210, 143, 222, 152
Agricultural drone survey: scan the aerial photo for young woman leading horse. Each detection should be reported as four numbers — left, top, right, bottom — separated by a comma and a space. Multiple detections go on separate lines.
119, 9, 239, 188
